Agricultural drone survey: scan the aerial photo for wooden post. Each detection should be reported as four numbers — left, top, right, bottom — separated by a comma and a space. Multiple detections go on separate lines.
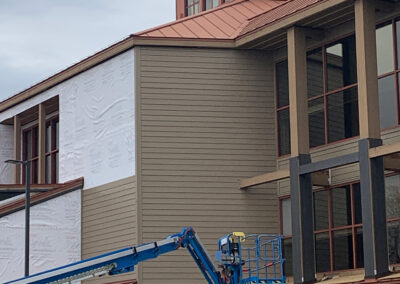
287, 26, 310, 156
355, 0, 380, 139
38, 103, 46, 184
287, 26, 315, 284
14, 115, 21, 184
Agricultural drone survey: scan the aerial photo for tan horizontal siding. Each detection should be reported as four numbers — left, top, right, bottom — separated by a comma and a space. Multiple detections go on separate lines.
82, 176, 137, 283
137, 46, 278, 283
278, 127, 400, 196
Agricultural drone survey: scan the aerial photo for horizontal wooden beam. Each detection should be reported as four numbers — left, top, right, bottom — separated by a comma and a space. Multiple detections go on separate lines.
240, 169, 290, 189
369, 141, 400, 158
240, 169, 331, 189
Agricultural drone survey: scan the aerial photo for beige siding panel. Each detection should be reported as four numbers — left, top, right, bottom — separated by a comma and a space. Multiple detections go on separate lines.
138, 47, 277, 284
82, 176, 137, 283
278, 128, 400, 196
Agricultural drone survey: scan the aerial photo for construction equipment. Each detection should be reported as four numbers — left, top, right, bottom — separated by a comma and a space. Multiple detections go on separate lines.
5, 227, 285, 284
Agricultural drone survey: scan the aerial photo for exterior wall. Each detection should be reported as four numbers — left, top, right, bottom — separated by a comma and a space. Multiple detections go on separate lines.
135, 46, 278, 283
82, 176, 137, 283
0, 190, 81, 283
0, 124, 14, 184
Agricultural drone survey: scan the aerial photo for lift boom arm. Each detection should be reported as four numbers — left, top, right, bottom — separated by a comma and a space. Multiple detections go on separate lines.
5, 227, 222, 284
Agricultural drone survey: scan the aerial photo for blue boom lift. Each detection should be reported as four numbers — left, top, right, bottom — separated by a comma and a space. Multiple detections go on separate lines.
5, 227, 285, 284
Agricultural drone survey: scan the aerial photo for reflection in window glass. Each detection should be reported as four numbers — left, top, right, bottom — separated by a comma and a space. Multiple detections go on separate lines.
353, 183, 362, 225
332, 186, 352, 228
385, 175, 400, 219
356, 228, 364, 268
46, 124, 51, 152
307, 48, 324, 98
316, 233, 331, 272
283, 238, 293, 276
376, 24, 394, 76
46, 155, 51, 184
187, 0, 200, 16
327, 87, 359, 143
282, 198, 292, 236
387, 221, 400, 264
326, 36, 357, 92
206, 0, 219, 9
378, 75, 397, 129
314, 190, 329, 231
278, 109, 290, 156
333, 229, 354, 270
309, 98, 325, 147
276, 60, 289, 107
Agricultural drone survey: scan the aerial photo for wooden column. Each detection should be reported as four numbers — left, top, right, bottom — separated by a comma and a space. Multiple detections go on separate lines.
288, 26, 309, 156
287, 26, 315, 284
38, 103, 46, 184
355, 0, 389, 278
13, 115, 21, 184
355, 0, 380, 139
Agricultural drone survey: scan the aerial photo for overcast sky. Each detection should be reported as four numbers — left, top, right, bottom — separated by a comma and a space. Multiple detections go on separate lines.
0, 0, 175, 101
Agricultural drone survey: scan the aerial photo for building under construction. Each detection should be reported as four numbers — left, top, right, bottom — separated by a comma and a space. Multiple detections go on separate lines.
0, 0, 399, 283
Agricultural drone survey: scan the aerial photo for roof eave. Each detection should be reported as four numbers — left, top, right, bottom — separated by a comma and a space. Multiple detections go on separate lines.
235, 0, 352, 47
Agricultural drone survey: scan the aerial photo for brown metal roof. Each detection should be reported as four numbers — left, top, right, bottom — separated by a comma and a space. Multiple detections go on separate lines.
135, 0, 288, 40
0, 177, 84, 218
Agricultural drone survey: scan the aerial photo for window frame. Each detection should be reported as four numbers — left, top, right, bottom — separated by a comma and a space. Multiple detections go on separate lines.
279, 173, 400, 274
275, 32, 360, 157
21, 115, 59, 185
45, 115, 59, 184
185, 0, 227, 16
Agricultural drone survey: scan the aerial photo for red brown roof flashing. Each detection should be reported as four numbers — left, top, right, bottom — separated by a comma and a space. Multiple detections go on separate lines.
0, 177, 84, 218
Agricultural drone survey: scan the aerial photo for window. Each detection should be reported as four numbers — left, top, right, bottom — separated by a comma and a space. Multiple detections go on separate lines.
23, 125, 39, 184
276, 35, 359, 156
376, 21, 400, 130
45, 116, 59, 183
206, 0, 219, 9
22, 115, 59, 184
280, 175, 400, 274
186, 0, 200, 16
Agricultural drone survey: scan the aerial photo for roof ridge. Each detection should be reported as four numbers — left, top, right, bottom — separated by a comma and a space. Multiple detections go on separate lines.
135, 0, 248, 36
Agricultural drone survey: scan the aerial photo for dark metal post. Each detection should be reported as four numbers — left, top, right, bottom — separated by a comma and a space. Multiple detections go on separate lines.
359, 138, 389, 278
25, 160, 30, 277
290, 154, 315, 284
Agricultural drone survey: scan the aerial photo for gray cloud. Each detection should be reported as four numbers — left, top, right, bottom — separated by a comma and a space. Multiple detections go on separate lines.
0, 0, 175, 101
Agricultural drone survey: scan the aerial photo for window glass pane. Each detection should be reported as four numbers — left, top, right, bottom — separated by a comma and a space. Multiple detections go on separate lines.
378, 75, 397, 129
353, 183, 362, 225
32, 159, 38, 184
314, 190, 329, 231
278, 109, 290, 156
385, 175, 400, 219
397, 20, 400, 69
315, 232, 331, 272
333, 229, 354, 270
282, 199, 292, 236
376, 24, 394, 76
187, 0, 200, 15
355, 227, 364, 268
46, 123, 51, 153
332, 186, 352, 228
206, 0, 219, 9
283, 238, 293, 276
307, 48, 324, 98
388, 220, 400, 264
309, 98, 325, 147
45, 155, 51, 184
55, 152, 59, 183
276, 61, 289, 107
326, 35, 357, 92
32, 127, 38, 158
327, 87, 359, 143
24, 130, 32, 160
55, 120, 59, 150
